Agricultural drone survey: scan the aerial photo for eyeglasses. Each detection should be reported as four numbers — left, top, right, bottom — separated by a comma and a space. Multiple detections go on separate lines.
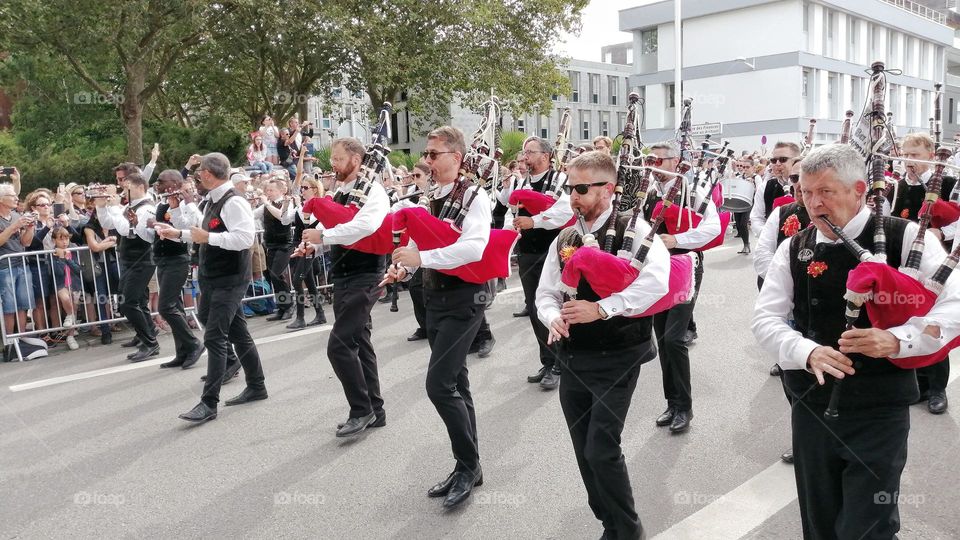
562, 181, 609, 195
788, 174, 800, 183
520, 150, 545, 155
649, 156, 677, 167
34, 203, 51, 207
770, 156, 792, 164
421, 150, 456, 160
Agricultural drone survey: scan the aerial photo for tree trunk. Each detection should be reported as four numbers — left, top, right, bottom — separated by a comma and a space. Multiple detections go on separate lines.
122, 64, 148, 165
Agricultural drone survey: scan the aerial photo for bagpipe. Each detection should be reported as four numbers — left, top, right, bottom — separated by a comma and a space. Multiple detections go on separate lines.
824, 62, 959, 418
508, 107, 576, 227
556, 93, 696, 318
390, 96, 519, 284
301, 103, 395, 255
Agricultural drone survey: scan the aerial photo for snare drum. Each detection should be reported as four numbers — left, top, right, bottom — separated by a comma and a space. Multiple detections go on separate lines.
721, 176, 756, 212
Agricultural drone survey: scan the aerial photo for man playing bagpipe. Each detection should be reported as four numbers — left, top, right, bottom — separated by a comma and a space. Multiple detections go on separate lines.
536, 151, 673, 540
753, 144, 960, 539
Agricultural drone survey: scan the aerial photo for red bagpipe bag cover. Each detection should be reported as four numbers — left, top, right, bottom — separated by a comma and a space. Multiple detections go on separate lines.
508, 190, 576, 227
391, 206, 519, 284
650, 200, 731, 251
302, 196, 394, 255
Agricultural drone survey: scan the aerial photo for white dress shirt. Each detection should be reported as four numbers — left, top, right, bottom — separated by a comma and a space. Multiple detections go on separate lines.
754, 206, 783, 279
653, 178, 721, 249
750, 175, 785, 235
171, 201, 203, 229
536, 204, 671, 327
180, 182, 255, 251
405, 181, 490, 271
97, 196, 156, 243
253, 197, 296, 225
320, 178, 389, 246
753, 206, 960, 371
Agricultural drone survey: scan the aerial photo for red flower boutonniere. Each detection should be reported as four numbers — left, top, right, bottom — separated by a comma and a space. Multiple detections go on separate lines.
208, 217, 222, 229
900, 208, 910, 219
781, 214, 801, 237
806, 261, 828, 278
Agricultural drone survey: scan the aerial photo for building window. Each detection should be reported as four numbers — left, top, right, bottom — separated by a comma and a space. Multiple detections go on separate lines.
618, 112, 627, 133
869, 24, 879, 61
667, 83, 675, 109
641, 29, 657, 54
602, 120, 609, 137
922, 90, 931, 129
851, 77, 863, 113
847, 16, 857, 63
551, 94, 559, 101
517, 118, 525, 133
322, 118, 332, 130
905, 38, 916, 77
887, 30, 897, 66
541, 128, 548, 138
889, 85, 900, 123
570, 71, 580, 102
823, 10, 836, 58
609, 76, 619, 106
920, 42, 930, 79
590, 74, 600, 104
828, 73, 839, 120
580, 111, 590, 140
582, 121, 589, 140
950, 97, 955, 125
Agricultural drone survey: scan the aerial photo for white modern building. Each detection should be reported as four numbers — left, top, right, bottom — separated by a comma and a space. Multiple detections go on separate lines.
619, 0, 957, 151
306, 87, 373, 147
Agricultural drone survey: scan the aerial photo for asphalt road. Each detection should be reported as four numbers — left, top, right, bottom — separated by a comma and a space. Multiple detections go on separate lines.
1, 237, 957, 540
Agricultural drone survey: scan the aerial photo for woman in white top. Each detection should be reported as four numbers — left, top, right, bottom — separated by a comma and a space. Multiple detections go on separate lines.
259, 115, 280, 165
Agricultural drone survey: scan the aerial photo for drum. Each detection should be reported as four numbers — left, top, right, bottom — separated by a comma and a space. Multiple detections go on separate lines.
721, 176, 755, 212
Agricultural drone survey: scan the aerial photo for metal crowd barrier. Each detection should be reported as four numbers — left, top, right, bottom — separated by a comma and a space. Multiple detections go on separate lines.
1, 233, 333, 362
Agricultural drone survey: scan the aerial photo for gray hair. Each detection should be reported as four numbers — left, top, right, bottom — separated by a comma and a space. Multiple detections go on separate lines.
649, 141, 680, 158
0, 183, 15, 197
799, 144, 864, 187
200, 153, 231, 181
522, 136, 551, 154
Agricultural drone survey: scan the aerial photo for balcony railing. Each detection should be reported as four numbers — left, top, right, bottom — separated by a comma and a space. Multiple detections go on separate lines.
880, 0, 948, 25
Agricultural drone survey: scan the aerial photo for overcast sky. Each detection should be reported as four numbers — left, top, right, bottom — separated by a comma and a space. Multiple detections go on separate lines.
557, 1, 648, 61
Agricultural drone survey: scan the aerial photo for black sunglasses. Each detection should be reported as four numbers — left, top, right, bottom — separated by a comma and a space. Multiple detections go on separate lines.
563, 181, 609, 195
770, 156, 792, 164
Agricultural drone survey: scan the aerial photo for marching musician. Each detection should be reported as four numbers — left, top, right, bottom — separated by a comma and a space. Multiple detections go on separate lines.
753, 144, 960, 539
503, 136, 573, 390
302, 137, 388, 438
536, 151, 670, 540
156, 153, 268, 423
750, 142, 801, 236
152, 170, 205, 370
95, 172, 159, 362
257, 178, 296, 322
384, 126, 489, 509
888, 133, 956, 414
643, 141, 720, 434
733, 157, 761, 255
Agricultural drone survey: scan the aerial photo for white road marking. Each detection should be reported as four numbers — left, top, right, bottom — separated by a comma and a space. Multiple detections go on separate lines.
8, 287, 524, 393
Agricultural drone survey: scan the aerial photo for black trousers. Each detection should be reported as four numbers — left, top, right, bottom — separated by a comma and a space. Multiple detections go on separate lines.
424, 285, 484, 474
118, 259, 157, 348
265, 244, 293, 311
916, 360, 950, 394
653, 258, 703, 412
792, 402, 909, 540
289, 255, 322, 318
197, 281, 265, 407
409, 269, 427, 333
156, 256, 200, 360
734, 211, 751, 247
518, 251, 556, 368
560, 354, 644, 540
328, 279, 383, 418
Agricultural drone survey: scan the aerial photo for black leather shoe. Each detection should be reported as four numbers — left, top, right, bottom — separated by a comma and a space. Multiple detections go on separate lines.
121, 336, 141, 348
128, 345, 160, 362
160, 358, 184, 369
781, 449, 794, 464
527, 366, 549, 383
680, 330, 697, 346
181, 345, 206, 370
306, 311, 326, 326
669, 410, 692, 434
224, 386, 268, 406
655, 408, 676, 427
336, 412, 376, 438
178, 402, 216, 423
928, 391, 948, 414
101, 334, 113, 345
265, 309, 287, 322
407, 330, 427, 342
338, 411, 386, 430
770, 364, 782, 376
540, 369, 560, 390
512, 307, 529, 318
478, 337, 496, 358
427, 469, 484, 498
286, 318, 306, 330
443, 470, 482, 508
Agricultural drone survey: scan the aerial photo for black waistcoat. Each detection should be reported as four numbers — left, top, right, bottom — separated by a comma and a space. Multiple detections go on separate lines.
421, 186, 480, 291
763, 178, 785, 219
517, 170, 562, 255
153, 202, 189, 259
890, 176, 957, 221
784, 216, 918, 408
198, 189, 252, 288
118, 199, 154, 264
776, 202, 811, 246
328, 191, 386, 278
262, 200, 292, 247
